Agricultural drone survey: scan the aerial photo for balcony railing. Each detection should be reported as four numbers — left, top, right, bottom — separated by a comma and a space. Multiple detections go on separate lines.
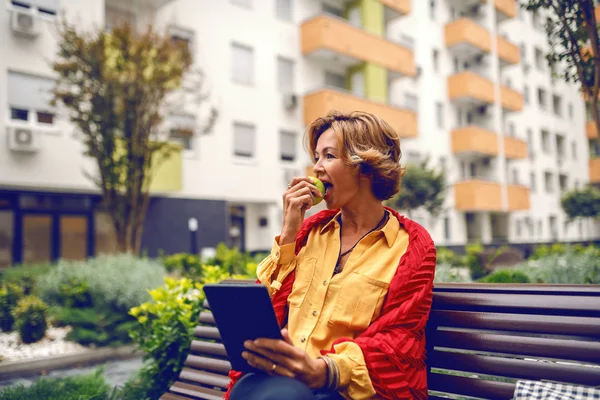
591, 158, 600, 183
452, 126, 499, 156
500, 85, 524, 112
454, 180, 503, 211
507, 184, 531, 211
448, 71, 496, 105
504, 136, 528, 159
497, 36, 520, 66
445, 18, 491, 54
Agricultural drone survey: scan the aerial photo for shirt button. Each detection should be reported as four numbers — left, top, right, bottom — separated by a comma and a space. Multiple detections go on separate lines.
275, 252, 279, 257
300, 337, 306, 343
322, 280, 327, 286
312, 311, 317, 316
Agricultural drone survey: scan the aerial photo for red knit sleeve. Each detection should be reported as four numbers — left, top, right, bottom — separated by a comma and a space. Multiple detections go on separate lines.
327, 237, 436, 400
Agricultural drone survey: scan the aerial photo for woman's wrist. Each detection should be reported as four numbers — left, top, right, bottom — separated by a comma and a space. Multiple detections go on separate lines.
317, 356, 340, 391
311, 357, 328, 389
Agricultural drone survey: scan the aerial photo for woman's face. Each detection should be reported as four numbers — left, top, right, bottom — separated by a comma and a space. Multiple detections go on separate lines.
313, 128, 362, 209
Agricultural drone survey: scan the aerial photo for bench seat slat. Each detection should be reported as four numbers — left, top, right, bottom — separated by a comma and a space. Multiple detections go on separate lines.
432, 330, 600, 364
430, 310, 600, 337
429, 373, 516, 400
428, 350, 600, 386
185, 355, 231, 374
433, 293, 600, 316
170, 381, 225, 400
190, 341, 227, 357
194, 326, 222, 341
179, 367, 230, 389
160, 392, 197, 400
198, 312, 215, 325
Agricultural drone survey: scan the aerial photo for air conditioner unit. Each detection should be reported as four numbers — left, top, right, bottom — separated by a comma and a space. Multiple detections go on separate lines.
283, 94, 298, 110
11, 8, 40, 38
7, 126, 40, 153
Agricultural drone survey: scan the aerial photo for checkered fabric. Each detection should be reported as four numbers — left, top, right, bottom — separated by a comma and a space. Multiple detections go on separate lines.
514, 380, 600, 400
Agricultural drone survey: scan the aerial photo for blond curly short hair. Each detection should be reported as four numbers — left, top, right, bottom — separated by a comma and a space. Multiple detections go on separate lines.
305, 110, 404, 201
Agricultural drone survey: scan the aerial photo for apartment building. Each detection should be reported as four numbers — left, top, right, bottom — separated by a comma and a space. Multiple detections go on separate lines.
1, 0, 598, 267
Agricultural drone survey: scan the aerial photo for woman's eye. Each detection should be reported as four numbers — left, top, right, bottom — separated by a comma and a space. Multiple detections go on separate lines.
326, 154, 335, 159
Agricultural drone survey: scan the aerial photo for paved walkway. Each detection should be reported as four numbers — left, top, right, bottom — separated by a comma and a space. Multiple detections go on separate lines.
0, 356, 144, 390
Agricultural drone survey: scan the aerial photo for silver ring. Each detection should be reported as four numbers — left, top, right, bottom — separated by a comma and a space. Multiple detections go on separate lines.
287, 184, 292, 189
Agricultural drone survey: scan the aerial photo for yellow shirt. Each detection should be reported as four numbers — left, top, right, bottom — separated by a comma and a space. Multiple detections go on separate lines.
256, 210, 409, 400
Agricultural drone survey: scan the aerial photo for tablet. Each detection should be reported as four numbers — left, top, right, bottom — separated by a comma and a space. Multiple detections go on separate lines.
203, 283, 284, 373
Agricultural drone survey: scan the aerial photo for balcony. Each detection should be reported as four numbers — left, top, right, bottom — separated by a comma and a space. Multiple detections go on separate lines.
301, 14, 415, 77
507, 185, 530, 210
445, 18, 491, 57
454, 180, 503, 211
448, 72, 495, 106
303, 89, 417, 138
451, 126, 499, 156
381, 0, 411, 19
497, 36, 520, 66
591, 158, 600, 183
504, 136, 528, 159
500, 85, 524, 112
106, 0, 174, 10
484, 0, 517, 22
587, 121, 598, 139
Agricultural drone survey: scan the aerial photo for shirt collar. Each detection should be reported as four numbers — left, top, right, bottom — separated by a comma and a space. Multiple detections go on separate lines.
319, 209, 399, 248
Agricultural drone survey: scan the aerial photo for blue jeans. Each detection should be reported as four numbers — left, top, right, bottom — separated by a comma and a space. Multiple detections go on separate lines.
229, 372, 345, 400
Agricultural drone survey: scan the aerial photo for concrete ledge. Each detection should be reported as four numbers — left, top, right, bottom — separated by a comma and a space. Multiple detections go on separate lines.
0, 345, 142, 380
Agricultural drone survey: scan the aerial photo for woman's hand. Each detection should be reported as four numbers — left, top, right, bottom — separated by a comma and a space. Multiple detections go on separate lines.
242, 329, 327, 389
280, 177, 323, 246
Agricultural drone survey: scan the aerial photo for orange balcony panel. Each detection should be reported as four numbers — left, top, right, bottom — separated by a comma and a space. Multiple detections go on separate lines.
303, 89, 417, 138
591, 158, 600, 183
507, 185, 531, 211
483, 0, 517, 21
445, 18, 491, 53
301, 15, 415, 77
596, 6, 600, 21
587, 121, 598, 140
380, 0, 410, 15
452, 126, 498, 156
497, 36, 520, 65
454, 180, 503, 211
500, 85, 524, 112
448, 72, 495, 105
504, 136, 528, 159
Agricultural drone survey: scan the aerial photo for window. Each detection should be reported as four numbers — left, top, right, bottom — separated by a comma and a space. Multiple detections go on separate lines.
556, 134, 566, 160
233, 122, 256, 158
443, 217, 450, 241
280, 130, 296, 162
169, 114, 196, 151
512, 169, 519, 185
405, 93, 418, 112
12, 0, 58, 16
541, 129, 551, 153
527, 128, 534, 158
429, 0, 435, 19
568, 103, 574, 120
535, 47, 545, 70
537, 88, 547, 109
572, 141, 577, 159
277, 57, 294, 93
520, 43, 526, 61
549, 216, 558, 240
325, 71, 345, 90
435, 102, 444, 129
516, 220, 522, 238
275, 0, 292, 21
508, 122, 515, 137
524, 85, 529, 104
231, 43, 254, 85
530, 172, 536, 192
432, 49, 439, 73
231, 0, 251, 8
559, 174, 568, 192
552, 94, 562, 116
169, 26, 194, 48
544, 171, 553, 193
8, 71, 55, 125
537, 220, 543, 236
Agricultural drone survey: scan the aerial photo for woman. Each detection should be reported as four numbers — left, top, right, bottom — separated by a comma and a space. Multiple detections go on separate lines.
226, 111, 436, 400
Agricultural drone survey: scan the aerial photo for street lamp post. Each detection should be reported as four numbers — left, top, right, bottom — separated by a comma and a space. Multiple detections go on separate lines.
188, 217, 198, 255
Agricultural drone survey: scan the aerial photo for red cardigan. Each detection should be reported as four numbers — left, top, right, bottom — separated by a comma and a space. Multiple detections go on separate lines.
224, 207, 436, 399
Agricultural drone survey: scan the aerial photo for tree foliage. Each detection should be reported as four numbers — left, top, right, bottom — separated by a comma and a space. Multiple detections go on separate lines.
388, 159, 447, 218
52, 20, 216, 254
561, 185, 600, 220
522, 0, 600, 147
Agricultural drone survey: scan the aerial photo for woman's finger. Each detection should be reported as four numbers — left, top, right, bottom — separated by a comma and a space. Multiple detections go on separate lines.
242, 350, 295, 378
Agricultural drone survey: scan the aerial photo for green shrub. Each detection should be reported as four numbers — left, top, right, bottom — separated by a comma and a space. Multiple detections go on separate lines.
529, 243, 599, 260
38, 254, 166, 312
160, 253, 203, 277
465, 242, 485, 280
513, 247, 600, 284
0, 369, 112, 400
434, 263, 472, 283
205, 242, 267, 276
0, 283, 24, 332
479, 269, 531, 283
436, 247, 466, 267
128, 277, 204, 399
0, 263, 53, 296
13, 295, 48, 344
58, 277, 93, 308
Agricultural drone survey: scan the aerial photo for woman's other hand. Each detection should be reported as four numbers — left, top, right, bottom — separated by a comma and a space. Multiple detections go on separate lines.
280, 177, 323, 246
242, 329, 327, 389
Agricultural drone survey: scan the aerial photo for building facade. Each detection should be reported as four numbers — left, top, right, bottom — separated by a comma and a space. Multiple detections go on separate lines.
1, 0, 599, 267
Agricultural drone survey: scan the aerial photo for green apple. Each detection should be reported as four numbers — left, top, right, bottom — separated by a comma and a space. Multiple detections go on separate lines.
309, 176, 325, 205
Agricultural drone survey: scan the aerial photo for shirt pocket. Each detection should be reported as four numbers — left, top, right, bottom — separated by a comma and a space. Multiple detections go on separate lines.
288, 257, 317, 309
328, 272, 389, 331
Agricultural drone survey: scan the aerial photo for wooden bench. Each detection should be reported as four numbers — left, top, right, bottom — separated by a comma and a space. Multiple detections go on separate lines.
161, 283, 600, 400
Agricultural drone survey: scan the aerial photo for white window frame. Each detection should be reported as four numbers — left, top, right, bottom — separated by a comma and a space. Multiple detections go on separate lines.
232, 43, 254, 86
233, 122, 256, 159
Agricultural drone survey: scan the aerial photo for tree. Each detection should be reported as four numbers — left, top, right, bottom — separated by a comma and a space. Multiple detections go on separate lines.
52, 21, 217, 254
522, 0, 600, 147
561, 185, 600, 221
387, 159, 447, 219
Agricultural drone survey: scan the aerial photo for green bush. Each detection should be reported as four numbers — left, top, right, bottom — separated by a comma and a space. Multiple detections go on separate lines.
0, 369, 112, 400
436, 247, 466, 268
13, 295, 48, 344
160, 253, 203, 278
38, 254, 166, 312
205, 242, 267, 276
465, 242, 485, 280
530, 243, 599, 260
0, 263, 54, 296
434, 263, 472, 283
128, 277, 204, 399
479, 269, 531, 283
0, 283, 24, 332
58, 277, 93, 308
513, 247, 600, 284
